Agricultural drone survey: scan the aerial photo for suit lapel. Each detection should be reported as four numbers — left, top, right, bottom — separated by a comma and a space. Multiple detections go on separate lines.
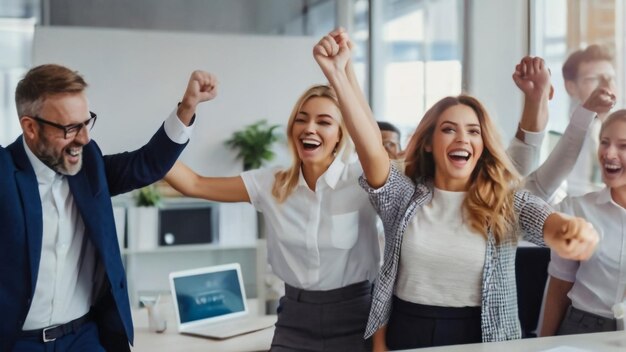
68, 169, 108, 255
8, 137, 44, 293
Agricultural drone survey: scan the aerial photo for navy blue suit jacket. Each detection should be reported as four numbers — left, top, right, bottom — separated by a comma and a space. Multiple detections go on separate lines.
0, 125, 187, 351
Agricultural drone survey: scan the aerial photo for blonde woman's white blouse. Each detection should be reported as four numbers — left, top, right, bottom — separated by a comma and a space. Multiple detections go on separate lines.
241, 156, 380, 290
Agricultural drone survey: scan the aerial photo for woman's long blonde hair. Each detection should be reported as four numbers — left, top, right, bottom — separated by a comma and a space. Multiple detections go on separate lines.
600, 109, 626, 137
271, 85, 347, 203
404, 95, 521, 243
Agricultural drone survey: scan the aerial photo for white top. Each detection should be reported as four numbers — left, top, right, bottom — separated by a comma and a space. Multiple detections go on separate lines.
567, 113, 603, 196
395, 188, 485, 307
23, 108, 193, 330
549, 188, 626, 318
241, 156, 380, 290
507, 126, 545, 177
523, 106, 597, 203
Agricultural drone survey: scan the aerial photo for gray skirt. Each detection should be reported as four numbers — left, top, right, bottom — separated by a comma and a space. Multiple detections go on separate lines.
557, 305, 617, 335
270, 280, 372, 352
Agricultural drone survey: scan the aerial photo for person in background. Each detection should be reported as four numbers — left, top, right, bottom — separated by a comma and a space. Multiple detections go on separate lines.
510, 45, 616, 196
0, 64, 216, 351
507, 56, 554, 177
313, 28, 600, 350
377, 121, 403, 161
164, 84, 380, 351
519, 81, 621, 336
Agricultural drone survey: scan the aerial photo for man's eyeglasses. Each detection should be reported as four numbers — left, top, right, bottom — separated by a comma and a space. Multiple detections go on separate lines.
32, 112, 97, 139
578, 74, 616, 87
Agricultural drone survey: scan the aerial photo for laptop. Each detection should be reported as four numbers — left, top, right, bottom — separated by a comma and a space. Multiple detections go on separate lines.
169, 263, 276, 339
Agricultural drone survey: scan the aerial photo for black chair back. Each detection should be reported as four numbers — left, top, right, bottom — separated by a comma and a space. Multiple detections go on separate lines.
515, 246, 551, 338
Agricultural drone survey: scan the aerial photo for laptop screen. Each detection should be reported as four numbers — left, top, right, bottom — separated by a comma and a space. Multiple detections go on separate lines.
170, 264, 248, 328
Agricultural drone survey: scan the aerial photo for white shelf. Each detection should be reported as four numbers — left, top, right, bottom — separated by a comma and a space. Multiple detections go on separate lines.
122, 242, 257, 255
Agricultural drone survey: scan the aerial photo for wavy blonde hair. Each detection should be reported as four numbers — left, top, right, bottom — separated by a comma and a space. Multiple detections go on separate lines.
404, 95, 521, 243
600, 109, 626, 137
271, 85, 347, 203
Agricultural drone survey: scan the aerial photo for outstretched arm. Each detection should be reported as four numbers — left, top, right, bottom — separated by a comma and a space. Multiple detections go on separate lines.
542, 212, 598, 261
524, 85, 616, 201
314, 29, 390, 188
507, 57, 553, 176
164, 161, 250, 203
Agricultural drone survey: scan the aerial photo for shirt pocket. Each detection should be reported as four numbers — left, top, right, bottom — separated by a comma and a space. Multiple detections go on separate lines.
330, 211, 360, 249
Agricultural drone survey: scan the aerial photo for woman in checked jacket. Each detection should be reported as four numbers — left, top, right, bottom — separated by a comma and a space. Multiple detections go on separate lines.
313, 29, 600, 350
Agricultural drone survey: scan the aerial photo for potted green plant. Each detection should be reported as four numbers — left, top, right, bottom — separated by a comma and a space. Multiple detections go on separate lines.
225, 120, 281, 170
135, 184, 162, 207
128, 184, 162, 251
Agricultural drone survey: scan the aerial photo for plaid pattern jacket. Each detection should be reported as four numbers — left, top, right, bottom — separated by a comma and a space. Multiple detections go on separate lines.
360, 166, 553, 341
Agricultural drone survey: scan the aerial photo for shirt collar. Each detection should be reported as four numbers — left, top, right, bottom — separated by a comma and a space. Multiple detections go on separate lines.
22, 137, 61, 185
595, 186, 613, 205
297, 155, 346, 191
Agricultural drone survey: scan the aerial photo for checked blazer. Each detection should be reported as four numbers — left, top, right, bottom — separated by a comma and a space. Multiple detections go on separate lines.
360, 166, 553, 341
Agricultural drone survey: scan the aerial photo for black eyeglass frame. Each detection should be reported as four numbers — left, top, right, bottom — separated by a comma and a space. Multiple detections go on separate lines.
32, 111, 97, 139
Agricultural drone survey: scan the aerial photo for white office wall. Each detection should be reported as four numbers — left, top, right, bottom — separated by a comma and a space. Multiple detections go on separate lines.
467, 0, 528, 143
33, 26, 324, 175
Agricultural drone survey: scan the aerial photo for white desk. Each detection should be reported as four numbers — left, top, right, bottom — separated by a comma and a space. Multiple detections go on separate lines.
132, 296, 626, 352
131, 297, 275, 352
414, 331, 626, 352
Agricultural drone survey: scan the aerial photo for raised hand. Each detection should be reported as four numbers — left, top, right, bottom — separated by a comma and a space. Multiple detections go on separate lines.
544, 212, 599, 261
313, 28, 351, 79
182, 70, 218, 107
177, 71, 218, 125
582, 84, 616, 115
512, 56, 554, 102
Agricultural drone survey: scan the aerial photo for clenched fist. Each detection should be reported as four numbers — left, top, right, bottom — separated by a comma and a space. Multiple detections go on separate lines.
543, 212, 599, 261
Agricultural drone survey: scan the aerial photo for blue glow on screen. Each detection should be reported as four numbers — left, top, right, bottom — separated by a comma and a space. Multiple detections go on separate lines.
174, 269, 245, 323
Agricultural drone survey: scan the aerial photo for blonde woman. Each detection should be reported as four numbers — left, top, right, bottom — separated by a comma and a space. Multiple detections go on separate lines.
313, 29, 599, 350
164, 84, 379, 351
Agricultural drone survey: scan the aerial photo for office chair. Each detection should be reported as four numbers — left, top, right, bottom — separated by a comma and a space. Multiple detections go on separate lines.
515, 246, 551, 338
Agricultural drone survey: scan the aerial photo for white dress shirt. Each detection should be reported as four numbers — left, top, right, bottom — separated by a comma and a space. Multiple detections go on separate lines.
507, 126, 546, 177
523, 106, 597, 204
395, 188, 486, 307
241, 156, 380, 290
549, 187, 626, 318
23, 108, 192, 330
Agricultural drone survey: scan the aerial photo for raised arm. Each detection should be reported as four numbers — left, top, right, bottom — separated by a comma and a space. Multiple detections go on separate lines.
524, 85, 616, 201
507, 57, 553, 176
314, 29, 390, 188
177, 70, 218, 126
164, 161, 250, 203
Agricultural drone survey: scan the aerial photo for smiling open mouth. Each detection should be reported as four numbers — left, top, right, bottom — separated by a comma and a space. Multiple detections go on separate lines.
302, 138, 321, 151
448, 150, 471, 162
67, 147, 82, 157
605, 163, 622, 174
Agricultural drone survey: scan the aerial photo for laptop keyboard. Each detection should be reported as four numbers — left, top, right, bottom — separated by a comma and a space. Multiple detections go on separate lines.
186, 316, 276, 339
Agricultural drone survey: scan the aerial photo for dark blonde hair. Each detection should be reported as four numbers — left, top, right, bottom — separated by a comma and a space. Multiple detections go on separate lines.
15, 64, 87, 119
271, 85, 346, 203
404, 95, 521, 243
600, 109, 626, 137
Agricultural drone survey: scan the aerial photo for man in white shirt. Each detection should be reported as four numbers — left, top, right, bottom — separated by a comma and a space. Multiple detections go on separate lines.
562, 45, 617, 195
510, 45, 617, 196
0, 64, 217, 351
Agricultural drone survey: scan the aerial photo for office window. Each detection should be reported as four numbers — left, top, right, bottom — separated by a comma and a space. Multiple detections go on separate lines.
369, 0, 464, 144
0, 10, 38, 145
531, 0, 620, 133
351, 0, 370, 100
